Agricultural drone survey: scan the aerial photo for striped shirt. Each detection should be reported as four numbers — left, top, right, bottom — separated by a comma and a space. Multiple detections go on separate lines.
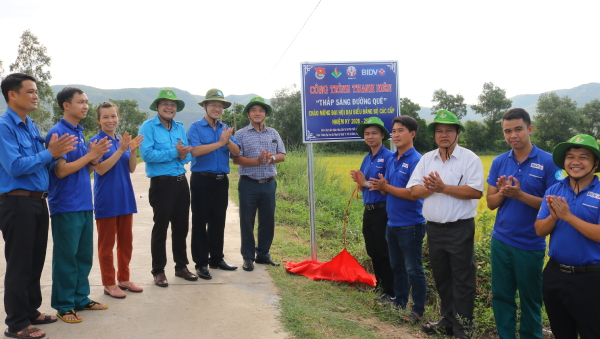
235, 125, 286, 180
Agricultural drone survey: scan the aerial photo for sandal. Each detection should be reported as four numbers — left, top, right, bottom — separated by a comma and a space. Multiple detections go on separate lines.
56, 309, 82, 323
4, 326, 45, 338
402, 312, 422, 324
30, 313, 57, 325
118, 281, 143, 293
422, 321, 453, 335
82, 300, 108, 310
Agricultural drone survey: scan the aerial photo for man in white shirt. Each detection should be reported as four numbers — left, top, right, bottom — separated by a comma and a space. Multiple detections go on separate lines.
407, 109, 484, 339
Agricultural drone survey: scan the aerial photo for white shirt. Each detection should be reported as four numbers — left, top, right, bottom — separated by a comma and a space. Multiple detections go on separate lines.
406, 144, 484, 223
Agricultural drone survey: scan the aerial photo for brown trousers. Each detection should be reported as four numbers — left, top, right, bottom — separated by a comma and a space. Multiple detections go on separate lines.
96, 214, 133, 286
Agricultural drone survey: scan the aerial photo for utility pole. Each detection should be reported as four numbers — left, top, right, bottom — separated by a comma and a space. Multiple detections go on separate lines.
233, 102, 237, 133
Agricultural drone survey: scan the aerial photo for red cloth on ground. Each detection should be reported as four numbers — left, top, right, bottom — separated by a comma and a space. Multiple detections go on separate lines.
285, 248, 376, 287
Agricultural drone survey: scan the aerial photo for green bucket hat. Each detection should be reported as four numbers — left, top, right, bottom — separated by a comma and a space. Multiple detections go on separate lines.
356, 117, 390, 141
552, 134, 600, 172
149, 89, 185, 112
243, 96, 272, 115
426, 109, 466, 137
198, 88, 231, 109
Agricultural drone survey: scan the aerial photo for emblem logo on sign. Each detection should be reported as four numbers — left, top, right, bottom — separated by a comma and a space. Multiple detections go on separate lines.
555, 170, 565, 181
315, 68, 326, 80
331, 68, 342, 79
347, 66, 356, 77
378, 68, 385, 76
531, 163, 544, 170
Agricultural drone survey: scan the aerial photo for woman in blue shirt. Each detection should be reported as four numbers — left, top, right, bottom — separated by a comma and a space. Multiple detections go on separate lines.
535, 134, 600, 338
90, 102, 143, 299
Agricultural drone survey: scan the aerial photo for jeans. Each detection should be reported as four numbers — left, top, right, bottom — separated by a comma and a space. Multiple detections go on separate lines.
386, 223, 427, 316
238, 176, 277, 261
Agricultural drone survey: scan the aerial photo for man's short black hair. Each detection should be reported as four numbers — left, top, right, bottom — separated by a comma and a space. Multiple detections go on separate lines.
57, 87, 85, 111
1, 73, 37, 103
392, 116, 418, 139
502, 108, 531, 127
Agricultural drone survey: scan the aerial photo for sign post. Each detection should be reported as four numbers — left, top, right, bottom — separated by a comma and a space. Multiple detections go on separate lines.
300, 61, 399, 261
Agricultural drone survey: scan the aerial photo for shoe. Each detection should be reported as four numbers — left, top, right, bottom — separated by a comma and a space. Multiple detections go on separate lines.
82, 300, 108, 310
209, 261, 238, 271
5, 326, 46, 338
154, 272, 168, 287
118, 281, 143, 293
243, 258, 254, 271
31, 313, 58, 325
103, 286, 126, 299
375, 293, 395, 307
56, 309, 82, 323
255, 257, 280, 266
196, 266, 212, 280
175, 267, 198, 281
422, 320, 453, 335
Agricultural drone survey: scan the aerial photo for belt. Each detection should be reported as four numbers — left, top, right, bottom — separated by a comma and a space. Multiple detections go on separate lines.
364, 202, 386, 211
550, 258, 600, 274
0, 189, 48, 199
428, 218, 473, 229
153, 174, 186, 181
195, 172, 227, 180
241, 175, 275, 184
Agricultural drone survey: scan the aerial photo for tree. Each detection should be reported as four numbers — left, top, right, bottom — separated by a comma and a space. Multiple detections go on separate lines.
269, 85, 303, 149
400, 97, 435, 153
430, 89, 468, 120
221, 103, 249, 132
0, 59, 4, 80
470, 82, 513, 150
463, 120, 488, 152
109, 99, 148, 137
9, 30, 53, 133
534, 93, 581, 151
579, 99, 600, 140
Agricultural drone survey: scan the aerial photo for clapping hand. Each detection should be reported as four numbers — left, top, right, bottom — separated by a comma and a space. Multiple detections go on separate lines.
423, 171, 445, 193
175, 140, 192, 159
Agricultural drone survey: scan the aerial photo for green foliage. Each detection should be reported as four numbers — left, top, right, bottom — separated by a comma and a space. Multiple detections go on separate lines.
431, 89, 468, 120
9, 30, 53, 133
0, 59, 4, 79
401, 97, 436, 153
471, 82, 513, 150
534, 93, 581, 151
578, 99, 600, 140
268, 85, 303, 149
109, 98, 149, 137
221, 103, 249, 132
463, 120, 489, 152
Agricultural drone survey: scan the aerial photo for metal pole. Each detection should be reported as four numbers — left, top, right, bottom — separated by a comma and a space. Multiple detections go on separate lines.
307, 143, 317, 261
233, 102, 237, 132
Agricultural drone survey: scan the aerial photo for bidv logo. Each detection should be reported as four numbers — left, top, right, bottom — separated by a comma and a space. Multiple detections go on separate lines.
315, 67, 326, 80
402, 163, 409, 168
531, 163, 544, 170
587, 191, 600, 199
555, 170, 565, 181
361, 68, 386, 76
377, 158, 385, 162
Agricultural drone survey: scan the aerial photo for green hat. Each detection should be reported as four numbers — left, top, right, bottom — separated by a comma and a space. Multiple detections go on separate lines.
552, 134, 600, 172
198, 88, 231, 109
356, 117, 390, 141
427, 109, 466, 137
243, 96, 272, 115
149, 89, 185, 112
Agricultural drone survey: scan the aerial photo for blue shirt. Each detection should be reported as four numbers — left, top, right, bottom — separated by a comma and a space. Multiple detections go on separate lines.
46, 118, 93, 216
0, 108, 54, 193
138, 115, 191, 178
235, 125, 286, 180
90, 131, 137, 219
384, 148, 425, 227
187, 118, 240, 174
488, 145, 562, 250
537, 176, 600, 266
359, 145, 393, 205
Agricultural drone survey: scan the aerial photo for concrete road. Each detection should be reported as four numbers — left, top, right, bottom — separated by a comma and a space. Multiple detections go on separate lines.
0, 163, 287, 339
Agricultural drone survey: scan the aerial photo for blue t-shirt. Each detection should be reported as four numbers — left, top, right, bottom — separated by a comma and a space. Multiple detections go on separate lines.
0, 108, 54, 193
537, 176, 600, 266
487, 145, 562, 250
384, 148, 425, 227
360, 145, 394, 205
187, 118, 240, 174
46, 118, 93, 216
138, 115, 191, 178
90, 131, 137, 219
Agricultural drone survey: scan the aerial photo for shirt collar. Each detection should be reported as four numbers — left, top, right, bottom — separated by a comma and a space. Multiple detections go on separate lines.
394, 147, 415, 159
508, 144, 539, 160
59, 118, 84, 132
199, 117, 222, 128
97, 129, 120, 141
560, 175, 599, 194
369, 144, 388, 158
6, 107, 29, 127
434, 144, 462, 159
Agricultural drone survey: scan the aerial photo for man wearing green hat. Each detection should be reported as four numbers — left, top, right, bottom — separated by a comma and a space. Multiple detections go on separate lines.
232, 96, 286, 271
187, 89, 241, 280
138, 89, 197, 287
407, 109, 484, 338
349, 117, 395, 303
535, 134, 600, 338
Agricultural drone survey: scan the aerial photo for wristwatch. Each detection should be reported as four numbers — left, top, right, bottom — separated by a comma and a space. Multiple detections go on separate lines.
271, 155, 276, 162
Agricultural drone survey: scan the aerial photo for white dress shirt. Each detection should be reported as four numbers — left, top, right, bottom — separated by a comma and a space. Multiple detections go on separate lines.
406, 144, 484, 223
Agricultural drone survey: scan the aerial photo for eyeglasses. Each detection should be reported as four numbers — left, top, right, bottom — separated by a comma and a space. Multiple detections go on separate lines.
160, 102, 178, 108
208, 103, 224, 109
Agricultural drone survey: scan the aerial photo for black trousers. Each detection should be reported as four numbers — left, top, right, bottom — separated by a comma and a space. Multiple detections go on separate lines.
362, 207, 394, 296
542, 261, 600, 339
190, 173, 229, 267
427, 218, 476, 339
148, 177, 190, 275
0, 196, 48, 332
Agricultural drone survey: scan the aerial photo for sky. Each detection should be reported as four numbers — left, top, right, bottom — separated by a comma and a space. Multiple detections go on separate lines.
1, 0, 598, 106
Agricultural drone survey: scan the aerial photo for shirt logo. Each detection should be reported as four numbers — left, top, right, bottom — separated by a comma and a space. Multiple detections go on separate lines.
587, 192, 600, 199
377, 158, 385, 162
530, 163, 543, 170
402, 163, 409, 168
555, 170, 565, 181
